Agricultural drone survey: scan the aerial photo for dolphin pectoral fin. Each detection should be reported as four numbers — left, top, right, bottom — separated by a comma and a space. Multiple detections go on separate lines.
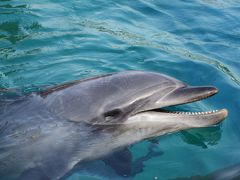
62, 148, 133, 179
19, 168, 50, 180
62, 160, 130, 180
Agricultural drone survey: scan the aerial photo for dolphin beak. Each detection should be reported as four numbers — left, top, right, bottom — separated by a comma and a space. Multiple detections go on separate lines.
157, 86, 228, 124
130, 86, 227, 128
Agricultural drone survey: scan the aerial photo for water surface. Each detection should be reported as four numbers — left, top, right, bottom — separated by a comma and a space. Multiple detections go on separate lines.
0, 0, 240, 179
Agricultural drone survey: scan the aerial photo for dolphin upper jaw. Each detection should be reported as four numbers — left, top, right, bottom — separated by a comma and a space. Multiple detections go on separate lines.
151, 85, 217, 108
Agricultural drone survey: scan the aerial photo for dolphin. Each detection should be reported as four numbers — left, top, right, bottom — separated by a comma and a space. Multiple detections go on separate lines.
0, 71, 227, 180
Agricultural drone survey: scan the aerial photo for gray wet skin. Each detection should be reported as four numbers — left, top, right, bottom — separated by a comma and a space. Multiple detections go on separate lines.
0, 71, 227, 180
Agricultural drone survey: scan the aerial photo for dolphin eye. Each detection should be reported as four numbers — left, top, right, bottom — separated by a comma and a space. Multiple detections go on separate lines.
104, 109, 122, 120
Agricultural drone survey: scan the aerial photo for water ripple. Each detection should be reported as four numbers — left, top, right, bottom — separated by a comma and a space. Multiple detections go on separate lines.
75, 18, 240, 86
0, 0, 240, 179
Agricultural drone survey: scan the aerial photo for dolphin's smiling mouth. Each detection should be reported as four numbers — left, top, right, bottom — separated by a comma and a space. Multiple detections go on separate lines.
154, 108, 224, 116
134, 85, 228, 124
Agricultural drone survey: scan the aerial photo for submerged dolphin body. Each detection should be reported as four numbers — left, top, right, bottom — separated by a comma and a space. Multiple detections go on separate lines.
0, 71, 227, 179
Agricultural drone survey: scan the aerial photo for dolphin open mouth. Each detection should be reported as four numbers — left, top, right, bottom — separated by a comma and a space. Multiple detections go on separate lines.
130, 85, 228, 127
155, 108, 227, 116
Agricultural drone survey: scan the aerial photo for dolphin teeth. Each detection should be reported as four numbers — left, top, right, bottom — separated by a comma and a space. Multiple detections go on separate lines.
166, 109, 219, 115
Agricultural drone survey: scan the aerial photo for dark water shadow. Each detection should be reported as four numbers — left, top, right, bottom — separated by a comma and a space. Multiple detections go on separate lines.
0, 21, 40, 44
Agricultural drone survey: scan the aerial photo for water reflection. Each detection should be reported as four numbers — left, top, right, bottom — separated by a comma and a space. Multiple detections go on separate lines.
0, 2, 27, 15
180, 125, 222, 149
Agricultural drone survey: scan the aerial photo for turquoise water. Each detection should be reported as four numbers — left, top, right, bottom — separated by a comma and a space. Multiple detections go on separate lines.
0, 0, 240, 179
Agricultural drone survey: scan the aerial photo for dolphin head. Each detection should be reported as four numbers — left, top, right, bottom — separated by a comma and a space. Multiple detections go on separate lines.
96, 71, 227, 140
44, 71, 227, 140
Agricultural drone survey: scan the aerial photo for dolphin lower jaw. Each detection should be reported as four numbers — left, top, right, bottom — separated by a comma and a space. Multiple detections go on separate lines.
125, 109, 227, 139
127, 109, 227, 125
